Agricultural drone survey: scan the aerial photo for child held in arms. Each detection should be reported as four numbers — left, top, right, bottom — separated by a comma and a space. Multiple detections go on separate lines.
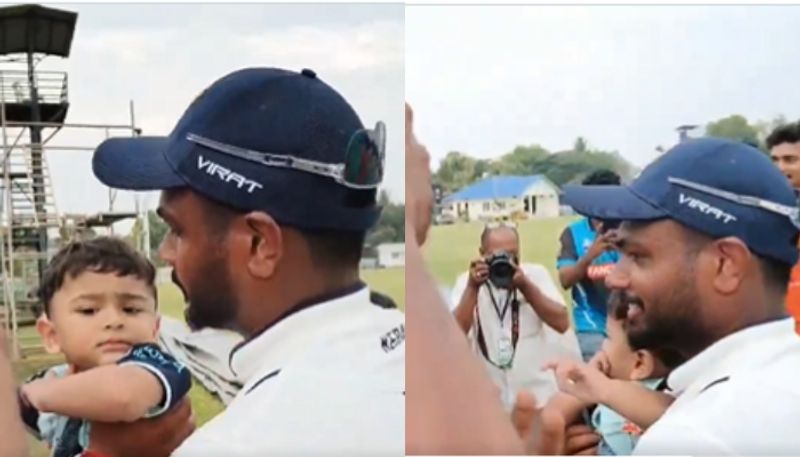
17, 237, 191, 457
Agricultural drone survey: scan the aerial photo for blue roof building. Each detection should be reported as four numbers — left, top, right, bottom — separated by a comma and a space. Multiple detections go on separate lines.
442, 175, 561, 222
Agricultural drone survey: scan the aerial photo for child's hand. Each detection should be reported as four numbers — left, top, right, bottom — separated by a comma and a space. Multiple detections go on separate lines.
543, 358, 613, 405
588, 350, 611, 376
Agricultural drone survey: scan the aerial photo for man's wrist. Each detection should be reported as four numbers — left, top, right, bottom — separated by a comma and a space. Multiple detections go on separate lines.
577, 253, 595, 269
517, 274, 537, 297
597, 378, 624, 406
467, 279, 482, 290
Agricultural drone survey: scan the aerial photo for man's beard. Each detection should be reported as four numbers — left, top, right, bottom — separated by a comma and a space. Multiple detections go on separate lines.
173, 260, 241, 333
622, 271, 713, 359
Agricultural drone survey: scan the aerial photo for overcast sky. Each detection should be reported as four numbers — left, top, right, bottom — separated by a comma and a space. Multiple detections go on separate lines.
23, 3, 403, 233
406, 5, 800, 171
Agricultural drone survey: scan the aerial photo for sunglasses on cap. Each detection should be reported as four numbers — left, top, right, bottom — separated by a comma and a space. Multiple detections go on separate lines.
669, 177, 800, 229
186, 121, 386, 190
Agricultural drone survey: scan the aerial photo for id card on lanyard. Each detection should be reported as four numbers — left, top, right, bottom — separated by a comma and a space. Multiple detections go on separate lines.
476, 286, 520, 370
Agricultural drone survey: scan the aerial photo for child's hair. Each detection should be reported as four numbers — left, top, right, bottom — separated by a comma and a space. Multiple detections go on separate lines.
37, 236, 157, 316
607, 292, 684, 370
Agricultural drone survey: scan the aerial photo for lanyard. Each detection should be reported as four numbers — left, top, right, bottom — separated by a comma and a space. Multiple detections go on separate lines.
475, 286, 520, 370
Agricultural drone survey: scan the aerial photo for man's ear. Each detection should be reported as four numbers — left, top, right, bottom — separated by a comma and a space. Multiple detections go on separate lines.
36, 314, 61, 355
242, 212, 283, 279
709, 237, 751, 295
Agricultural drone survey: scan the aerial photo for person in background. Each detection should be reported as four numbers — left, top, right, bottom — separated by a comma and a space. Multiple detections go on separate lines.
405, 103, 596, 455
451, 222, 573, 410
767, 120, 800, 334
557, 169, 622, 361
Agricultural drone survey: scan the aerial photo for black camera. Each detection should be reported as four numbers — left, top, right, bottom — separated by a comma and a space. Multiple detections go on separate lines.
487, 251, 516, 289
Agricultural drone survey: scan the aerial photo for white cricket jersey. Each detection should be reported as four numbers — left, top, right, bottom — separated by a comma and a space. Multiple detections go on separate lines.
173, 285, 405, 456
634, 318, 800, 456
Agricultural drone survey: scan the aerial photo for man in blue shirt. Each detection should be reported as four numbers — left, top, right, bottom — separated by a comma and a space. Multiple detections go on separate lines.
556, 170, 621, 361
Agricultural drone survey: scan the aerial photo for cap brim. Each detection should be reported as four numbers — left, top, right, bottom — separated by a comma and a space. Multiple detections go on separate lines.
562, 184, 668, 220
92, 137, 186, 191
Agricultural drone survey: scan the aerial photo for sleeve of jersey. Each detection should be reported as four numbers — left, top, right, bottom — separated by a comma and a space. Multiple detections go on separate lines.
17, 369, 48, 438
556, 228, 577, 268
117, 343, 192, 418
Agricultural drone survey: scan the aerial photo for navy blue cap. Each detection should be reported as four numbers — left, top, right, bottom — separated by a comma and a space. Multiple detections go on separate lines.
562, 138, 800, 265
92, 67, 381, 231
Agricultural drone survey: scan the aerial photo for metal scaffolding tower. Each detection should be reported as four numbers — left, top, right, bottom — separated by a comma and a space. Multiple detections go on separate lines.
0, 5, 143, 359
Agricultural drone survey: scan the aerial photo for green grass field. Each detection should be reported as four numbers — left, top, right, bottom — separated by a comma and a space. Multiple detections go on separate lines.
424, 217, 578, 296
12, 267, 404, 457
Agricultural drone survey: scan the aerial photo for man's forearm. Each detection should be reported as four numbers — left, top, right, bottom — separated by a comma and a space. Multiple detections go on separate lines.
25, 365, 163, 423
545, 391, 591, 427
453, 285, 479, 334
406, 224, 525, 455
519, 280, 569, 333
558, 256, 592, 289
600, 379, 674, 430
1, 337, 28, 457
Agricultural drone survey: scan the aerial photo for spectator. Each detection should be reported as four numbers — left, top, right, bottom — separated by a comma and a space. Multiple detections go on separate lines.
767, 120, 800, 334
451, 223, 576, 409
557, 169, 622, 361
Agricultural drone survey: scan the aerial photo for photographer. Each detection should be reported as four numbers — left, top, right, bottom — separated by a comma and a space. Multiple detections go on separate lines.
557, 169, 622, 361
451, 223, 573, 410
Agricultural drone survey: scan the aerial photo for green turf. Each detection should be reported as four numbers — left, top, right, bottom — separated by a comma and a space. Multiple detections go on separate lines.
362, 267, 405, 310
423, 217, 579, 301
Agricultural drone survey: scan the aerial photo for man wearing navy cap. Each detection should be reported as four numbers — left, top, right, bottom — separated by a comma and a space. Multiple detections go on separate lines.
406, 107, 800, 453
85, 67, 404, 456
558, 137, 800, 454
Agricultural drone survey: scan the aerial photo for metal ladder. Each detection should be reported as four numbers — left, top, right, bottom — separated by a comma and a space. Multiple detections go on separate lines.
0, 133, 60, 357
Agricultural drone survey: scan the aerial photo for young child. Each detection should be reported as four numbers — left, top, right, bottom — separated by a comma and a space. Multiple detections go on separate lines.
543, 291, 684, 455
16, 237, 192, 457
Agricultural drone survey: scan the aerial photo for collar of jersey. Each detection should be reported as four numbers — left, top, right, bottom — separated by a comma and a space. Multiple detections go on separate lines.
229, 285, 369, 382
667, 317, 794, 396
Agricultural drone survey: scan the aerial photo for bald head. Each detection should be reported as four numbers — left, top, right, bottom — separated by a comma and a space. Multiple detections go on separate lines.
480, 225, 520, 259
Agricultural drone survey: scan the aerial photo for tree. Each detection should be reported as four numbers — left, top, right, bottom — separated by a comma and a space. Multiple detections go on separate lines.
574, 137, 588, 153
432, 140, 635, 191
129, 210, 169, 262
364, 190, 405, 254
490, 145, 550, 176
433, 151, 486, 192
705, 115, 761, 147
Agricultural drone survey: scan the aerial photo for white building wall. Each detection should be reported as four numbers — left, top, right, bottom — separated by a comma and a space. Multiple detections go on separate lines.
377, 243, 405, 268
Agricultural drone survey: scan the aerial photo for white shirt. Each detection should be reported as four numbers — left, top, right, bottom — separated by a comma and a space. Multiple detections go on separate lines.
173, 286, 405, 457
450, 263, 581, 410
634, 318, 800, 456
